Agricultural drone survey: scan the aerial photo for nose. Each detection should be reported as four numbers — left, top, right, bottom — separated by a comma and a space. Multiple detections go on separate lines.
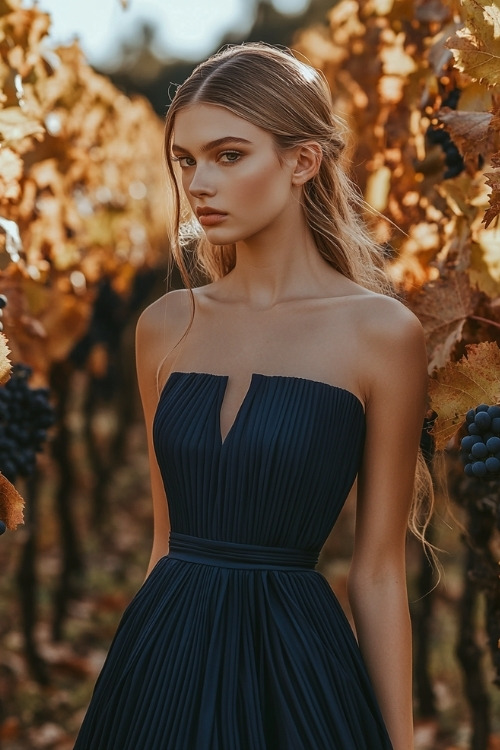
188, 165, 216, 197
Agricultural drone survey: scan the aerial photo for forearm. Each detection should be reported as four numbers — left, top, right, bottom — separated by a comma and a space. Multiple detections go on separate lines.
348, 572, 413, 750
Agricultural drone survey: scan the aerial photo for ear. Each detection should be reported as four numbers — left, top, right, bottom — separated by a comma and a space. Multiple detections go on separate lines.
291, 142, 322, 186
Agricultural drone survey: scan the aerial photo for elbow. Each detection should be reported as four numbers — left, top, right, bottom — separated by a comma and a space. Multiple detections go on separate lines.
347, 555, 407, 610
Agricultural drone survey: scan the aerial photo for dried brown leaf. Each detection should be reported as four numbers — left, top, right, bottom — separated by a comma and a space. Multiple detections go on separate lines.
0, 470, 24, 529
429, 341, 500, 449
483, 158, 500, 226
407, 271, 479, 372
437, 108, 495, 166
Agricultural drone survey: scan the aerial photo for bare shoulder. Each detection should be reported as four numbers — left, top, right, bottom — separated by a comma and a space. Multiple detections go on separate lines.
353, 292, 425, 349
135, 289, 194, 404
346, 292, 428, 404
136, 288, 192, 350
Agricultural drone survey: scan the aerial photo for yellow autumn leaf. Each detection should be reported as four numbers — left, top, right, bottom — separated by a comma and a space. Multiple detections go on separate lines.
0, 332, 11, 384
446, 0, 500, 87
429, 341, 500, 449
380, 31, 417, 77
469, 236, 500, 296
0, 107, 44, 144
0, 147, 23, 201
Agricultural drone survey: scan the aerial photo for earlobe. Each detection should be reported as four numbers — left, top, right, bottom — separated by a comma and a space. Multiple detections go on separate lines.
291, 143, 322, 186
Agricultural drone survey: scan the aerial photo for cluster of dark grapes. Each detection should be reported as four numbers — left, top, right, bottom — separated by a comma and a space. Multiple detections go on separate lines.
460, 404, 500, 478
426, 88, 465, 179
0, 363, 55, 484
426, 126, 464, 179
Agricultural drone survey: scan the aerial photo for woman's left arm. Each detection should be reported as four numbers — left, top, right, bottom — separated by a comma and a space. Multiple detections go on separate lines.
347, 299, 428, 750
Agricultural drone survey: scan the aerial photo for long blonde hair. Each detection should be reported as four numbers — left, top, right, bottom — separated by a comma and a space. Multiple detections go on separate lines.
164, 42, 392, 294
163, 42, 434, 555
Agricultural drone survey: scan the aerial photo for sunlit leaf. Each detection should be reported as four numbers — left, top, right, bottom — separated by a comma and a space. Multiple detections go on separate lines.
446, 0, 500, 87
469, 236, 500, 295
429, 341, 500, 449
0, 331, 11, 384
0, 107, 44, 143
0, 147, 23, 201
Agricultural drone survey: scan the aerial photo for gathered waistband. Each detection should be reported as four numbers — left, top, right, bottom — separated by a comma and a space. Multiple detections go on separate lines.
167, 531, 318, 570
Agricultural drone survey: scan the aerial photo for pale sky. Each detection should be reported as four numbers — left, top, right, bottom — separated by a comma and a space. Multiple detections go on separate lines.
23, 0, 310, 65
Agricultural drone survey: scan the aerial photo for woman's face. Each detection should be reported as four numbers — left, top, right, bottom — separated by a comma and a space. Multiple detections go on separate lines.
171, 104, 300, 246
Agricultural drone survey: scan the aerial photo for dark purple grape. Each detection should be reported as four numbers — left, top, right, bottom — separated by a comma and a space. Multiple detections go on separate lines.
2, 460, 16, 481
472, 461, 488, 477
37, 413, 55, 429
485, 456, 500, 474
487, 405, 500, 419
466, 409, 476, 424
461, 434, 482, 451
492, 417, 500, 433
486, 436, 500, 453
471, 442, 488, 459
0, 363, 55, 482
464, 463, 475, 477
442, 88, 461, 108
476, 404, 490, 413
468, 423, 480, 435
444, 160, 464, 179
474, 411, 491, 431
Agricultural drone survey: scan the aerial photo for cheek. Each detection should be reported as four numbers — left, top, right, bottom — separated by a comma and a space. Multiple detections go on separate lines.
233, 163, 289, 205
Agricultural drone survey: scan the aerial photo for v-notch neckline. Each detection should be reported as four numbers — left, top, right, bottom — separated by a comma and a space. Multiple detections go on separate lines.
218, 373, 257, 447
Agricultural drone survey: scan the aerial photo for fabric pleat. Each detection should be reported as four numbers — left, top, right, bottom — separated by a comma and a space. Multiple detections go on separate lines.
74, 372, 393, 749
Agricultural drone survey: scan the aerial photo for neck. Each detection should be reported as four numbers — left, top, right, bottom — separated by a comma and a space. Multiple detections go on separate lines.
228, 216, 333, 310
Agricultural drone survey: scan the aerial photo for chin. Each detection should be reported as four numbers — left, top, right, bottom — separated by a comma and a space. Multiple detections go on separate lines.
203, 228, 241, 244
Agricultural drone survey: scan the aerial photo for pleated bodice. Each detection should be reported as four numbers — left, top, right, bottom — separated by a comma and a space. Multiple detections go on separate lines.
153, 371, 365, 551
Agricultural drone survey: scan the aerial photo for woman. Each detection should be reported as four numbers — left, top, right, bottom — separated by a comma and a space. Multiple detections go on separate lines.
75, 43, 428, 749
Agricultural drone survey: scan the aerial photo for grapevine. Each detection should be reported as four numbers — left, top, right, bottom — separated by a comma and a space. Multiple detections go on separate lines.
461, 405, 500, 478
0, 363, 55, 483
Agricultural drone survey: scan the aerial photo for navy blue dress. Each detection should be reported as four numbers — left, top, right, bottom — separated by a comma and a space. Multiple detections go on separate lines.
74, 372, 393, 749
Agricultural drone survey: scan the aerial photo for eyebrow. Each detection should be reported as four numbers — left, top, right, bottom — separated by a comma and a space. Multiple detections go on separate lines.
171, 136, 252, 154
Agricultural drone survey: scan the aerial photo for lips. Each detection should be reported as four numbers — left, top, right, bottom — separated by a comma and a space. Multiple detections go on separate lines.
196, 207, 226, 218
196, 207, 227, 227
